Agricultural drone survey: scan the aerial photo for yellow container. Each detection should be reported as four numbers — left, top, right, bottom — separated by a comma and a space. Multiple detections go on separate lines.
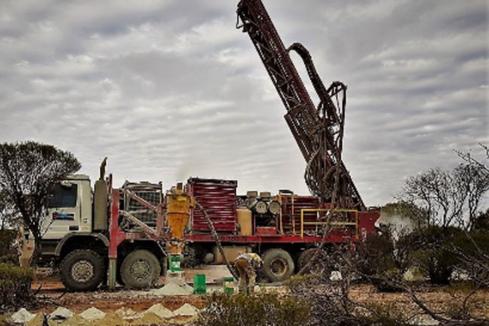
213, 246, 251, 264
237, 208, 252, 236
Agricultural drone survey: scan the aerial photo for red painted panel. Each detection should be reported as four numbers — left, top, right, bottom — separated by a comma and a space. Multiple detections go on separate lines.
109, 189, 126, 259
256, 226, 277, 235
358, 209, 380, 240
187, 178, 237, 232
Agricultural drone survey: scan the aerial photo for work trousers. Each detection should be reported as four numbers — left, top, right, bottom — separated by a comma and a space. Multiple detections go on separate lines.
234, 258, 256, 294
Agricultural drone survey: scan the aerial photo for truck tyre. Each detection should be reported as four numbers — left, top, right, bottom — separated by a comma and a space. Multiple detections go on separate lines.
298, 248, 329, 274
120, 250, 160, 289
60, 249, 105, 291
262, 248, 295, 282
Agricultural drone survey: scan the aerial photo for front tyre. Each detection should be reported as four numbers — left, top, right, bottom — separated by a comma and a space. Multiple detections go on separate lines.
120, 250, 161, 289
262, 248, 295, 282
60, 249, 105, 291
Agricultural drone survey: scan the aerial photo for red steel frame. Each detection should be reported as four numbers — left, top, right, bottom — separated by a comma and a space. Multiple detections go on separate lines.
106, 183, 378, 286
186, 210, 378, 244
108, 189, 379, 251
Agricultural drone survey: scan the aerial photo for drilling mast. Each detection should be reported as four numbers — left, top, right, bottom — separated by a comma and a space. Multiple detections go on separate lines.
237, 0, 365, 210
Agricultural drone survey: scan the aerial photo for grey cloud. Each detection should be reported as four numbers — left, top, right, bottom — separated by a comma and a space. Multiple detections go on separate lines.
0, 0, 487, 206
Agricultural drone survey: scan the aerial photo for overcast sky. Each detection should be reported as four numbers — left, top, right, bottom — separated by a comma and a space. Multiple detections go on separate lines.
0, 0, 487, 206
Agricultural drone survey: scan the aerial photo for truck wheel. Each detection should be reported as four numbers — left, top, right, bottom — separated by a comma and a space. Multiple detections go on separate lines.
298, 248, 328, 274
262, 248, 295, 282
60, 249, 105, 291
120, 250, 161, 289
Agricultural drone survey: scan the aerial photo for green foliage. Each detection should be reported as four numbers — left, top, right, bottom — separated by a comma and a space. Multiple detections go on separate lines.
356, 234, 397, 275
0, 263, 33, 311
401, 226, 489, 285
452, 230, 489, 257
407, 226, 461, 285
471, 209, 489, 230
197, 292, 310, 326
0, 141, 80, 263
0, 230, 18, 265
451, 230, 489, 286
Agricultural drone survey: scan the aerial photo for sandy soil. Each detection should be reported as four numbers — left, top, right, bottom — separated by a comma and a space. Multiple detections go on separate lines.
24, 267, 489, 324
32, 279, 206, 314
349, 283, 489, 320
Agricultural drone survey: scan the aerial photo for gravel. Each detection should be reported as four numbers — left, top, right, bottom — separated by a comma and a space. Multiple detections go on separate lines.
79, 307, 106, 321
10, 308, 36, 324
145, 303, 175, 319
49, 306, 73, 320
173, 303, 200, 317
150, 282, 194, 296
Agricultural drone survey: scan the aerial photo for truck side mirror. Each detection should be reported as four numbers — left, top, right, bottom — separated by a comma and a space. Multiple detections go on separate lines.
60, 180, 73, 188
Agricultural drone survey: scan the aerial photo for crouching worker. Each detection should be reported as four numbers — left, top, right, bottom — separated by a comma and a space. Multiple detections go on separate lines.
233, 252, 263, 294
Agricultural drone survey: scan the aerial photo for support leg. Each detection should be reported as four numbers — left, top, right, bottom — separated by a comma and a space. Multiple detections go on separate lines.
108, 258, 117, 289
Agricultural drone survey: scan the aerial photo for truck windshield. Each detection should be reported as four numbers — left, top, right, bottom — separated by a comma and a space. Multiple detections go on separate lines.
48, 183, 78, 208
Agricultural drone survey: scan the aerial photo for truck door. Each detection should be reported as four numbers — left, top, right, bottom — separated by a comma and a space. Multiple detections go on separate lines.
43, 181, 81, 239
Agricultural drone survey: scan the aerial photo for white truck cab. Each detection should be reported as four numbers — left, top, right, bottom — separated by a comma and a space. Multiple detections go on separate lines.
43, 174, 93, 239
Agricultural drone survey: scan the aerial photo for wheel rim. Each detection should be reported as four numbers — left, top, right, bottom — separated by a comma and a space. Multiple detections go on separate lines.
71, 260, 94, 283
270, 258, 288, 277
130, 259, 152, 283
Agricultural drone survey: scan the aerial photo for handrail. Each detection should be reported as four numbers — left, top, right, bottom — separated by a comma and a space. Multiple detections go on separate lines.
300, 208, 358, 238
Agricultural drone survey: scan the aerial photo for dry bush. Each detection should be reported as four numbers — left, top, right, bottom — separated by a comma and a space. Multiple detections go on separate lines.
0, 263, 33, 312
286, 273, 412, 326
196, 292, 309, 326
0, 229, 18, 265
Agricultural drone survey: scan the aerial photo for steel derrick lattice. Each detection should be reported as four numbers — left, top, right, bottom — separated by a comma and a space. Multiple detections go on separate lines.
236, 0, 365, 210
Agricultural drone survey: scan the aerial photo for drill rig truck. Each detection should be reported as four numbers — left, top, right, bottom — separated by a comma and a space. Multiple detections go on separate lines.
34, 0, 379, 291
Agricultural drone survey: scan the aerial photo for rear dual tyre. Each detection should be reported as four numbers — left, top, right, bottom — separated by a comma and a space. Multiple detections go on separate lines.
120, 249, 161, 289
262, 248, 295, 282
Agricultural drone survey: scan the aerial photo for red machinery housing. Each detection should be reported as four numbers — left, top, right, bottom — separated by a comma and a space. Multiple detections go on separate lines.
185, 178, 378, 245
107, 177, 378, 284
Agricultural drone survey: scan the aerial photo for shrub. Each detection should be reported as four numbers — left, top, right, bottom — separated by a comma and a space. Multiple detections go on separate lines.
471, 209, 489, 231
407, 226, 462, 285
0, 229, 18, 265
286, 272, 410, 325
356, 233, 396, 277
0, 263, 33, 311
285, 274, 321, 292
413, 247, 457, 285
362, 302, 410, 326
370, 268, 405, 292
196, 292, 309, 326
451, 230, 489, 286
353, 233, 408, 291
452, 230, 489, 257
286, 276, 352, 326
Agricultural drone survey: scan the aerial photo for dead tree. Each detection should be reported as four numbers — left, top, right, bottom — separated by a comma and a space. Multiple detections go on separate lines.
0, 141, 80, 265
456, 144, 489, 229
400, 162, 489, 229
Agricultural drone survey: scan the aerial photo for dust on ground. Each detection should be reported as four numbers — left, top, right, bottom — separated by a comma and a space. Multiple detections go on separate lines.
22, 268, 489, 324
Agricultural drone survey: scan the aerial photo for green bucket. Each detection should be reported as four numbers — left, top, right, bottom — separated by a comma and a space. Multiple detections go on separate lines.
168, 255, 182, 272
193, 274, 206, 294
223, 276, 234, 295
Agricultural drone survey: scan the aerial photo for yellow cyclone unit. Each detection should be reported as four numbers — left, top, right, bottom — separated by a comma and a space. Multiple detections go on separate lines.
166, 183, 194, 256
